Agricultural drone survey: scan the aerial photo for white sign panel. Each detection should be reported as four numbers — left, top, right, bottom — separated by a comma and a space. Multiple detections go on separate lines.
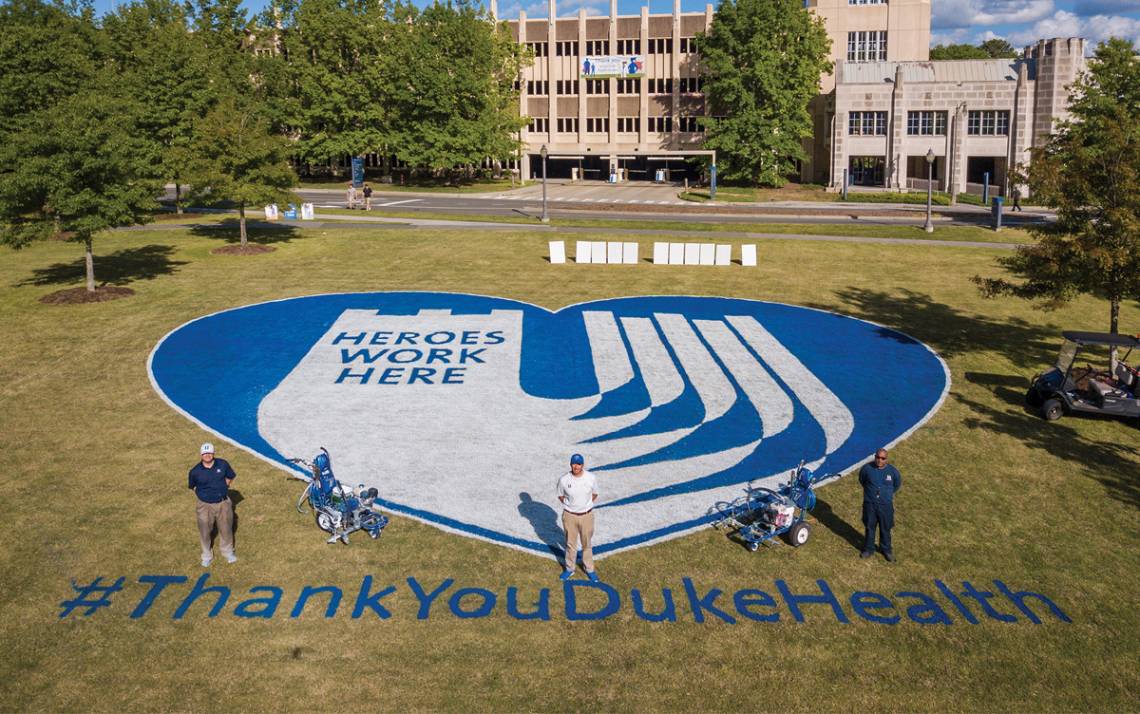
742, 244, 758, 267
653, 242, 669, 265
607, 242, 623, 264
715, 244, 731, 266
576, 241, 591, 263
301, 203, 315, 220
549, 241, 566, 264
699, 243, 715, 266
623, 242, 638, 265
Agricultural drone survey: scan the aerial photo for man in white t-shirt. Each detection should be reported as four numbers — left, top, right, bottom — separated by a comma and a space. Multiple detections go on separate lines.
556, 453, 599, 582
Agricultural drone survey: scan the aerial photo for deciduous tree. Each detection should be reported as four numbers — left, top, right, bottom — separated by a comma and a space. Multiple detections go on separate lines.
975, 39, 1140, 337
697, 0, 831, 186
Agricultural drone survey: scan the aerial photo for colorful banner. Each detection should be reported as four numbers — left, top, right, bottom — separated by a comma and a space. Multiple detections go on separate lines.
581, 55, 644, 79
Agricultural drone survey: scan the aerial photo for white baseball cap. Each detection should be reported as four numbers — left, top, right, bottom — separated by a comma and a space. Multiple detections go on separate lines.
200, 442, 215, 455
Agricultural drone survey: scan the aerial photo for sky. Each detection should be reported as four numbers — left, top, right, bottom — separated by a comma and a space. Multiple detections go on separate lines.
87, 0, 1140, 50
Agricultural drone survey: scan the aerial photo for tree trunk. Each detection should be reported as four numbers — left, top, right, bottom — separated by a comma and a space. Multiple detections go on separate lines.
239, 202, 248, 248
84, 236, 95, 293
175, 183, 184, 215
1110, 298, 1120, 372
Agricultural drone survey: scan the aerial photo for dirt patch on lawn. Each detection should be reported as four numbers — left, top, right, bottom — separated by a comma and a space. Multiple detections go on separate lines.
211, 244, 277, 255
39, 286, 135, 304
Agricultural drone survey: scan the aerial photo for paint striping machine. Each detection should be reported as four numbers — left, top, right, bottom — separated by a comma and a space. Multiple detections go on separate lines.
710, 462, 835, 551
288, 448, 389, 545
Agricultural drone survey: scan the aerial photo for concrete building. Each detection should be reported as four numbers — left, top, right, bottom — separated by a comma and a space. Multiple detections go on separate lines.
505, 0, 1083, 194
829, 37, 1086, 196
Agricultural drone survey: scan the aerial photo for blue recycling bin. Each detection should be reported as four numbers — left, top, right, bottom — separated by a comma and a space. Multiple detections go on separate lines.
283, 203, 298, 220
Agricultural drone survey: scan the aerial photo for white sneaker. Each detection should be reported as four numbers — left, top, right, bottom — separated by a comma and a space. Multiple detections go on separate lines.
201, 555, 213, 567
223, 553, 238, 564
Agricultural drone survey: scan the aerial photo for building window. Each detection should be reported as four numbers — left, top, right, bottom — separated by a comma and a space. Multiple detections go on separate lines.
849, 156, 885, 185
848, 111, 887, 136
585, 79, 607, 95
617, 38, 641, 54
967, 110, 1010, 135
847, 31, 887, 62
527, 117, 549, 133
648, 116, 672, 133
617, 116, 638, 133
527, 42, 548, 58
617, 78, 640, 94
585, 40, 609, 55
679, 37, 697, 53
556, 117, 579, 133
648, 37, 673, 54
849, 0, 887, 4
556, 80, 578, 96
678, 116, 699, 132
906, 110, 947, 136
555, 41, 579, 57
648, 78, 673, 94
678, 77, 703, 93
586, 117, 609, 133
526, 80, 549, 95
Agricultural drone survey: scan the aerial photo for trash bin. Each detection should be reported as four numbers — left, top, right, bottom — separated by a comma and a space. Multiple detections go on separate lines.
608, 171, 617, 183
991, 196, 1004, 231
571, 167, 579, 182
655, 169, 666, 183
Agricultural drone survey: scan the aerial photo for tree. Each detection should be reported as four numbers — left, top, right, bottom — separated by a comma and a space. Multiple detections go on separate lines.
697, 0, 831, 186
186, 94, 298, 247
929, 43, 989, 60
0, 0, 103, 140
103, 0, 207, 213
979, 38, 1018, 59
261, 0, 393, 171
0, 92, 162, 293
380, 0, 528, 175
974, 38, 1140, 337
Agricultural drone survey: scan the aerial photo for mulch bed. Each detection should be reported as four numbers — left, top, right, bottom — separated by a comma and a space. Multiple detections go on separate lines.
210, 244, 276, 255
39, 286, 135, 304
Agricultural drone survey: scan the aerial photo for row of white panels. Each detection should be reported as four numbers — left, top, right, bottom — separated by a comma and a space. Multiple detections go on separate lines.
549, 240, 757, 266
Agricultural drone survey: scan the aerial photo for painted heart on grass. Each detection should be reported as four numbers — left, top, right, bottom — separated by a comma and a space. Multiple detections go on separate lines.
149, 293, 949, 558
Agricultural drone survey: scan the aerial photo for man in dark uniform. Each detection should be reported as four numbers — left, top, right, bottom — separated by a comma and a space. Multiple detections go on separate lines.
189, 442, 237, 567
859, 448, 902, 561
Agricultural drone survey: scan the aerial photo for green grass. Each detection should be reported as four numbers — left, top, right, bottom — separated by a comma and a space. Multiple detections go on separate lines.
0, 224, 1137, 711
680, 183, 834, 203
310, 207, 1031, 244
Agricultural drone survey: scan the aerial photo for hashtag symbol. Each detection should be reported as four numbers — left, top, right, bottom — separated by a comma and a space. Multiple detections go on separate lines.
59, 577, 125, 618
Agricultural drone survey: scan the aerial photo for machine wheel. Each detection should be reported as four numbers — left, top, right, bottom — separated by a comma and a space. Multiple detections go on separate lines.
1041, 398, 1064, 421
1025, 388, 1043, 407
748, 541, 759, 552
315, 512, 335, 533
786, 522, 810, 547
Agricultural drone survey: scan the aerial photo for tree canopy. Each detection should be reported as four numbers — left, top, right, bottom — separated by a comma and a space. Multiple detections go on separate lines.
697, 0, 831, 186
975, 38, 1140, 335
930, 38, 1019, 61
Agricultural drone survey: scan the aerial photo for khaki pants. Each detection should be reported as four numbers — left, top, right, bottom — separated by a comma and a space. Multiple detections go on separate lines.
196, 498, 234, 558
562, 509, 595, 572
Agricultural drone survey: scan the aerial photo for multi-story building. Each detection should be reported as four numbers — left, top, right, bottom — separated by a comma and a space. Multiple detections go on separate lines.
504, 0, 1083, 196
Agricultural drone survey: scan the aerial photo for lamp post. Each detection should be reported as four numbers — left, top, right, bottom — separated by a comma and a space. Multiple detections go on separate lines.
923, 148, 935, 233
540, 144, 549, 223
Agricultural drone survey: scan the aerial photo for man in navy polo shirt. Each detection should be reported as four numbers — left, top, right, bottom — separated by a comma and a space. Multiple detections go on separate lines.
859, 447, 902, 562
189, 442, 237, 567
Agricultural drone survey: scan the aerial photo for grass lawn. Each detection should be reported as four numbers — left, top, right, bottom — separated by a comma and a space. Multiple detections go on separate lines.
0, 223, 1137, 711
680, 183, 834, 203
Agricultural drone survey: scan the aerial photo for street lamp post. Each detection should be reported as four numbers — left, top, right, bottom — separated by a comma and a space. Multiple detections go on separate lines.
923, 148, 935, 233
540, 144, 549, 223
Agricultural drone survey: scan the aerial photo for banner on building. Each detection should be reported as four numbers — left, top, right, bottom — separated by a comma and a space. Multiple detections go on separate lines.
581, 55, 644, 79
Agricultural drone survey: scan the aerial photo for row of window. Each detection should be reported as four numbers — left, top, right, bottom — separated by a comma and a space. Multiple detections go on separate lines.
524, 37, 696, 58
526, 116, 703, 133
526, 77, 702, 96
847, 30, 887, 62
849, 110, 1012, 136
849, 0, 887, 4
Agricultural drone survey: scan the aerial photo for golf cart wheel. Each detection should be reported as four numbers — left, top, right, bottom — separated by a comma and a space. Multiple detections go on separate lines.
1041, 398, 1064, 421
786, 522, 810, 547
748, 541, 759, 552
1025, 388, 1043, 407
315, 512, 335, 533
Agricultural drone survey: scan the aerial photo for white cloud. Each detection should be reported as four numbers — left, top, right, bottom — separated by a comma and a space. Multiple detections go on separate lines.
1005, 10, 1140, 48
933, 0, 1055, 30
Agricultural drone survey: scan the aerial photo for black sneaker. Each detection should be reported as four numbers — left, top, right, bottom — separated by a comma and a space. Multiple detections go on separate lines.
860, 551, 873, 559
884, 551, 895, 562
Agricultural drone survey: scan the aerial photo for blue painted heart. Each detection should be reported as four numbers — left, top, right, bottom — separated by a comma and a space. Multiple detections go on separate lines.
149, 293, 949, 558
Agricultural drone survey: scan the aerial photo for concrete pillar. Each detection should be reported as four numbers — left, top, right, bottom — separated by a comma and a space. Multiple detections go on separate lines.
518, 10, 529, 179
639, 6, 648, 147
608, 0, 617, 148
578, 8, 586, 147
670, 0, 681, 148
547, 0, 557, 144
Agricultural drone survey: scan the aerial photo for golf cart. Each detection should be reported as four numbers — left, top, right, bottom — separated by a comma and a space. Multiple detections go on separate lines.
1027, 331, 1140, 424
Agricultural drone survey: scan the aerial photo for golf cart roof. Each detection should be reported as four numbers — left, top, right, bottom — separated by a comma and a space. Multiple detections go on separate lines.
1061, 331, 1140, 348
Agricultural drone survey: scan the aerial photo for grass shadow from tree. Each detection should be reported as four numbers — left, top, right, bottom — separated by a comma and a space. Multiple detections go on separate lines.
16, 244, 188, 288
188, 219, 302, 245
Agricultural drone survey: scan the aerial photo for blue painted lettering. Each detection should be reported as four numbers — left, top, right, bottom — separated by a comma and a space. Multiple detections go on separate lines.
388, 349, 422, 364
340, 348, 389, 364
173, 574, 230, 620
459, 348, 486, 364
408, 368, 435, 385
630, 587, 676, 622
895, 591, 952, 625
234, 586, 283, 619
377, 367, 404, 385
130, 575, 188, 619
368, 331, 393, 345
933, 580, 978, 624
484, 330, 505, 345
993, 580, 1071, 624
961, 581, 1017, 622
426, 348, 452, 364
395, 331, 419, 345
682, 578, 735, 624
733, 589, 779, 622
449, 588, 497, 618
442, 367, 465, 384
850, 591, 900, 625
332, 331, 366, 345
461, 331, 480, 345
407, 577, 454, 620
564, 581, 621, 621
506, 587, 551, 621
290, 585, 343, 618
775, 579, 849, 624
336, 367, 374, 384
351, 576, 396, 619
425, 331, 455, 345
